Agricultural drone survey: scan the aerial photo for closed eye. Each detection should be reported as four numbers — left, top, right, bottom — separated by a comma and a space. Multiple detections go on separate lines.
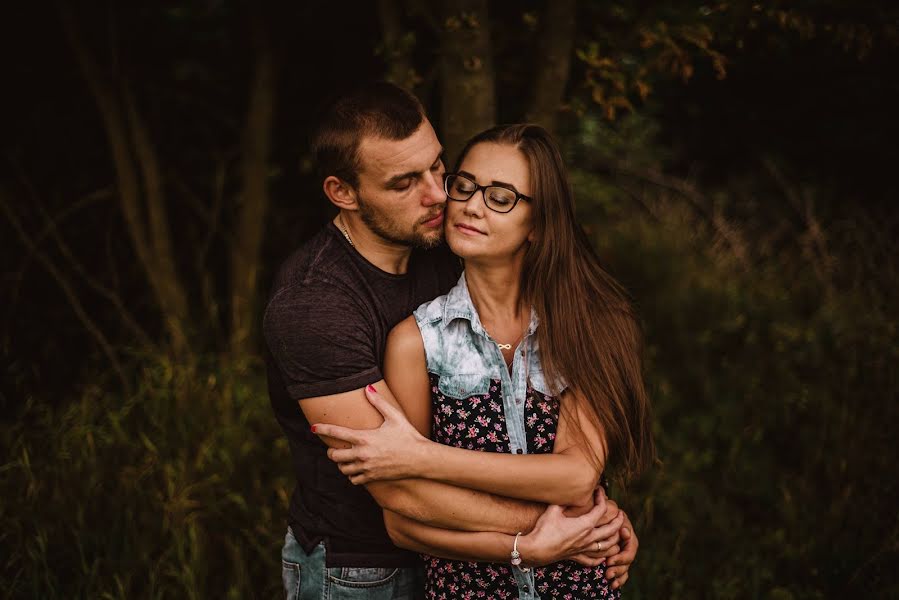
392, 178, 413, 191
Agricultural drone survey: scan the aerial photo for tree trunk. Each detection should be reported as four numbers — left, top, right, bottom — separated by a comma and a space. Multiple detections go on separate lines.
61, 8, 191, 358
438, 0, 496, 164
526, 0, 577, 133
230, 26, 276, 359
378, 0, 418, 91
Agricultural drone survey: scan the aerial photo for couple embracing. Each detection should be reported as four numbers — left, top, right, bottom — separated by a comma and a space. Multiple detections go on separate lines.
264, 82, 654, 600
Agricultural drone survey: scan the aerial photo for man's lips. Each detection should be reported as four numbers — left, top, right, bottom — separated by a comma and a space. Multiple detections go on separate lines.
454, 222, 486, 235
422, 212, 445, 228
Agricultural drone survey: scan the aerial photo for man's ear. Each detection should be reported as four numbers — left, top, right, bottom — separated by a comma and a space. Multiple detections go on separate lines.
323, 176, 358, 210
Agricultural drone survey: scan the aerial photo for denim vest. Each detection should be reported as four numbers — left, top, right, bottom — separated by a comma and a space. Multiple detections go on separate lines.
413, 272, 567, 456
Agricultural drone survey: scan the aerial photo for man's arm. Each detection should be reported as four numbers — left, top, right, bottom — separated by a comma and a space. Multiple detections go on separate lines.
302, 382, 544, 533
263, 283, 543, 532
317, 386, 605, 506
383, 495, 624, 568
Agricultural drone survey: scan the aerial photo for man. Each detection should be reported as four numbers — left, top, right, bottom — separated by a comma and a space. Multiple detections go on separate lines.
263, 82, 638, 599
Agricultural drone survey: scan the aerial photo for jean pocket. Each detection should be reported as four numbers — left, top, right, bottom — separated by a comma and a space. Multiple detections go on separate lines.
436, 373, 492, 399
327, 566, 399, 589
282, 561, 301, 600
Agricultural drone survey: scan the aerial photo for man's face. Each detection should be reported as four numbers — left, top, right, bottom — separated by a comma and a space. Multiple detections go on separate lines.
353, 119, 446, 249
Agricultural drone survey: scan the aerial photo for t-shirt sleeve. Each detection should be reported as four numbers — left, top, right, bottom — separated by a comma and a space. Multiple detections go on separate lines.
263, 280, 381, 400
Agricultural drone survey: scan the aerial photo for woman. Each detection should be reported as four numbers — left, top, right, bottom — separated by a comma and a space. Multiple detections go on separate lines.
316, 124, 654, 598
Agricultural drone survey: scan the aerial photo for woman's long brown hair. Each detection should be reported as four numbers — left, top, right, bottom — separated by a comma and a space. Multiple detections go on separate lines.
454, 124, 656, 482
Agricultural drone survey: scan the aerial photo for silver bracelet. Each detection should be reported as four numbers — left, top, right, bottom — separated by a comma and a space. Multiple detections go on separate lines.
511, 532, 530, 572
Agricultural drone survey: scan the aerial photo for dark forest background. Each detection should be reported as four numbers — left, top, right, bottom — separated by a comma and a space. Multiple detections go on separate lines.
2, 1, 897, 598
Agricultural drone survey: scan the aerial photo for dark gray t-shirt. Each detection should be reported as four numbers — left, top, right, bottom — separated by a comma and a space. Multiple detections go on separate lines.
263, 223, 460, 566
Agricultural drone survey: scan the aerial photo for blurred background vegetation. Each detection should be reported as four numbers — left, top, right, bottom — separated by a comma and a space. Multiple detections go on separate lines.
2, 1, 897, 598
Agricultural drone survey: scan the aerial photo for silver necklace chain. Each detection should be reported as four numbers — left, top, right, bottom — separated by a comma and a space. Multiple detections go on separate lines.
337, 214, 354, 247
493, 318, 530, 387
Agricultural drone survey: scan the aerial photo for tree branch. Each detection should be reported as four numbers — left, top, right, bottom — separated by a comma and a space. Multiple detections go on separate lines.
34, 197, 156, 350
121, 85, 191, 329
591, 156, 750, 265
230, 18, 277, 357
60, 5, 151, 270
0, 188, 130, 393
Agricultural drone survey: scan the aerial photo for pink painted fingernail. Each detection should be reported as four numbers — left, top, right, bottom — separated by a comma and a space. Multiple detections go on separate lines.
366, 384, 376, 393
311, 425, 317, 433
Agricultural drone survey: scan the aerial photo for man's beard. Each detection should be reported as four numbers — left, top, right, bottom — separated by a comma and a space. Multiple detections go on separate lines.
357, 195, 444, 250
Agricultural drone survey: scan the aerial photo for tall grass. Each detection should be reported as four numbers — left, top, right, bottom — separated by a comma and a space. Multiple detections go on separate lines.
2, 358, 291, 599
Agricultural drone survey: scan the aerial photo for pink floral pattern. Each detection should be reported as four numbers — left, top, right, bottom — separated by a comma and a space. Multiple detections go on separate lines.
424, 374, 619, 599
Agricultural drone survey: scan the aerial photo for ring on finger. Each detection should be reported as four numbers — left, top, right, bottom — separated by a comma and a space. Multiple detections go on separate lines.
596, 541, 602, 552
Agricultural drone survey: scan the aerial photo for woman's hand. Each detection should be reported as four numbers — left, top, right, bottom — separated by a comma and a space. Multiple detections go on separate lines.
312, 384, 429, 484
569, 493, 639, 587
517, 488, 625, 567
605, 511, 639, 589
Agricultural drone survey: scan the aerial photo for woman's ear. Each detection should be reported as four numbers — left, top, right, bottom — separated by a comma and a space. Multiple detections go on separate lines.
323, 176, 358, 211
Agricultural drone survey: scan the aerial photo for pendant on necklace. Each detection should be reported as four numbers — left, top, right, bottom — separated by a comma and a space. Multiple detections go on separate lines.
497, 343, 512, 350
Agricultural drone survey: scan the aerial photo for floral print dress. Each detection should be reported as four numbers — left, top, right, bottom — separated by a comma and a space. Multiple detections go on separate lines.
421, 374, 620, 599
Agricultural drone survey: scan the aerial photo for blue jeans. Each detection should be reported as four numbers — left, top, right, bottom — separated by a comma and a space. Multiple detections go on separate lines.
281, 528, 423, 600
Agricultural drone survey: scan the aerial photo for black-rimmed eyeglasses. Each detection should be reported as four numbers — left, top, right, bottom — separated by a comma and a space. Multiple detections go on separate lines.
443, 173, 532, 214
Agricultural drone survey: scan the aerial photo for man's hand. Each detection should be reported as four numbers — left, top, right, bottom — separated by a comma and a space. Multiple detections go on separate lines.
517, 488, 624, 567
313, 384, 429, 484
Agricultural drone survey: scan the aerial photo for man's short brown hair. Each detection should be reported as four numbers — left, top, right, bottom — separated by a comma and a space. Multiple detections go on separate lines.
311, 82, 425, 188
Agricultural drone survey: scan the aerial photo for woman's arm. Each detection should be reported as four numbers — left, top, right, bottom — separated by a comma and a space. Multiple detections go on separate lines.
383, 493, 624, 568
410, 396, 605, 505
316, 315, 605, 505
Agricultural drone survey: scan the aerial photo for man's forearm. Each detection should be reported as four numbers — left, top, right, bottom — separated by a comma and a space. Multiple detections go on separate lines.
367, 478, 544, 534
383, 509, 517, 562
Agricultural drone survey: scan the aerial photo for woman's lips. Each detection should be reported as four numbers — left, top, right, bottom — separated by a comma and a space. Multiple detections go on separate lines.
454, 222, 486, 235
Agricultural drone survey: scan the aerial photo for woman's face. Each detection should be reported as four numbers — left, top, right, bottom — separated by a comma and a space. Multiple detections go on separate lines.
445, 142, 535, 262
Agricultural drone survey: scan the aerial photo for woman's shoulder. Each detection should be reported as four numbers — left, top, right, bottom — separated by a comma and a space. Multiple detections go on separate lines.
388, 315, 422, 346
412, 287, 454, 334
410, 293, 448, 358
386, 315, 426, 363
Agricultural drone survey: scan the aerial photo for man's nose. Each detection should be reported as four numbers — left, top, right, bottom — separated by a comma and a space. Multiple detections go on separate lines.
421, 170, 446, 207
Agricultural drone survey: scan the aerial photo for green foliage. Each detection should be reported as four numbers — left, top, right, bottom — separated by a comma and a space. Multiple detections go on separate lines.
569, 168, 898, 597
1, 359, 290, 599
570, 1, 899, 120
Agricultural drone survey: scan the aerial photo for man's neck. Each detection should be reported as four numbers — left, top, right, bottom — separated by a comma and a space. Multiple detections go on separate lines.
335, 214, 413, 275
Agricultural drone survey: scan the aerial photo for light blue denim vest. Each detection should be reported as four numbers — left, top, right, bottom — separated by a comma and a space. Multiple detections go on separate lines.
413, 272, 567, 456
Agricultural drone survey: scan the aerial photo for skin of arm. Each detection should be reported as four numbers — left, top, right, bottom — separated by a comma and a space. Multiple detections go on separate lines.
383, 501, 624, 568
322, 316, 606, 507
300, 383, 545, 534
384, 509, 517, 562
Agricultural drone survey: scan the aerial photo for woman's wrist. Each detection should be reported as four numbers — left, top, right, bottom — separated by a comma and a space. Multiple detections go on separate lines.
416, 436, 456, 480
515, 531, 546, 567
409, 434, 437, 478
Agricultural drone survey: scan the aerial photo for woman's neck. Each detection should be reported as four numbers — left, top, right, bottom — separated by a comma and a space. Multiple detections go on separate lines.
464, 257, 527, 327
